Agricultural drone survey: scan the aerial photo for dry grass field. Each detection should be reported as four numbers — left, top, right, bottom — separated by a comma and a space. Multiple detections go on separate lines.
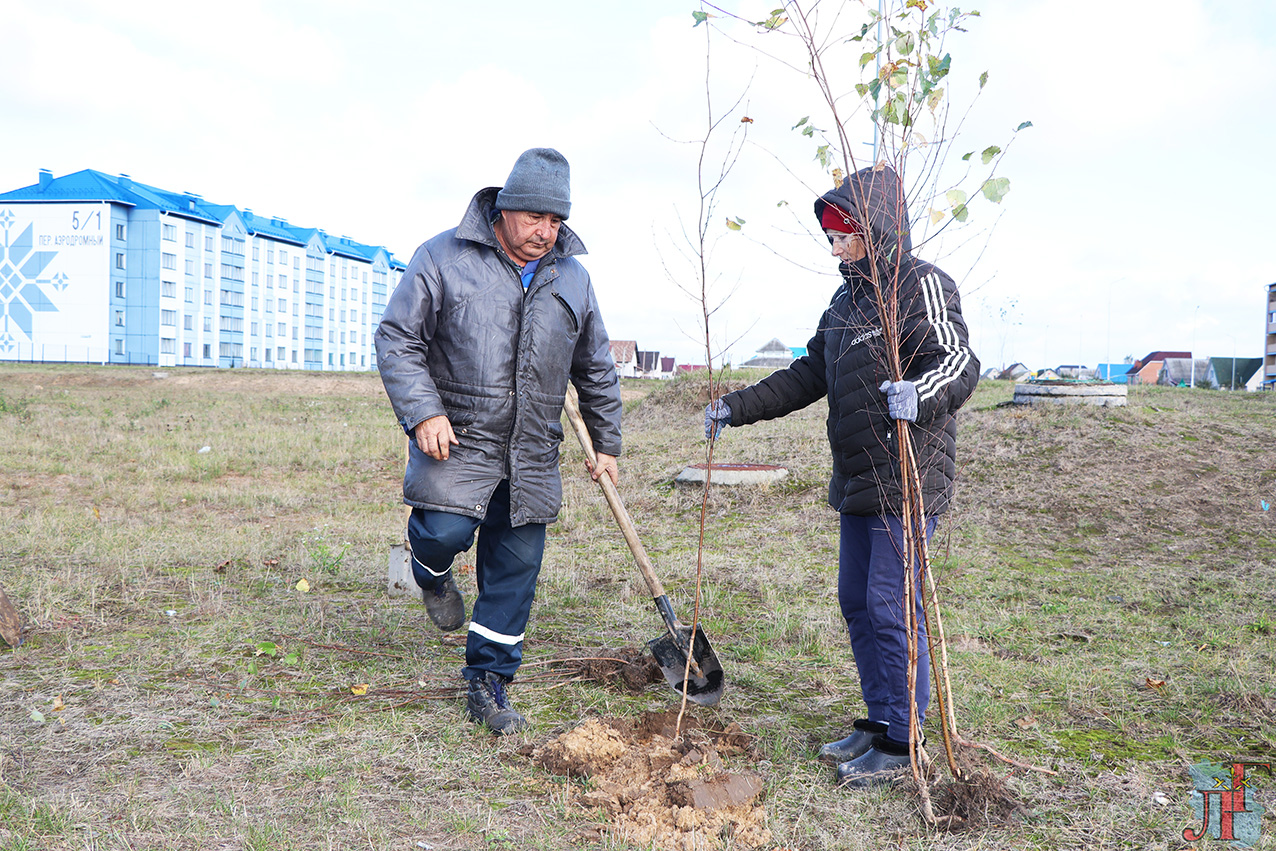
0, 363, 1273, 850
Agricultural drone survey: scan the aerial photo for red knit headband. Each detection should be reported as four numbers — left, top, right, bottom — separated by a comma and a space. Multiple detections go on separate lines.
821, 204, 861, 235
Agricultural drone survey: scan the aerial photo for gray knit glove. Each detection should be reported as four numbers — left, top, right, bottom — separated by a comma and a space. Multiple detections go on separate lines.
704, 399, 731, 440
879, 380, 918, 422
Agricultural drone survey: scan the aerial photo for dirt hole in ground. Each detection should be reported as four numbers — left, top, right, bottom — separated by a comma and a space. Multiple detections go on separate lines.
525, 708, 771, 850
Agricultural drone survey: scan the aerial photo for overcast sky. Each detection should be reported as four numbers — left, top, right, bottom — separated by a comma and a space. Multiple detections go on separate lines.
3, 0, 1273, 370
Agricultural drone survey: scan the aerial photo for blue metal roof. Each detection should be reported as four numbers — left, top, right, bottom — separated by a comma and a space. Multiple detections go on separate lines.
0, 169, 403, 265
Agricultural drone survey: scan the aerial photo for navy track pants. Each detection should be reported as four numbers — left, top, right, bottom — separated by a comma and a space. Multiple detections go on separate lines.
837, 513, 935, 734
406, 479, 546, 682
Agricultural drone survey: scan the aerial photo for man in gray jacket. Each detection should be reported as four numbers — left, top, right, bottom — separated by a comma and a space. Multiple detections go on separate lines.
375, 148, 622, 734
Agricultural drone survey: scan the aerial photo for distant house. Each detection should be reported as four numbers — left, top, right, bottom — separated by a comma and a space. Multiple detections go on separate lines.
609, 340, 638, 378
660, 356, 676, 379
1095, 363, 1132, 384
1035, 368, 1060, 381
677, 364, 708, 373
741, 338, 796, 370
789, 346, 808, 359
997, 362, 1031, 381
1055, 364, 1097, 380
1204, 357, 1264, 390
1127, 351, 1190, 386
1158, 357, 1208, 387
635, 350, 661, 379
980, 367, 1002, 380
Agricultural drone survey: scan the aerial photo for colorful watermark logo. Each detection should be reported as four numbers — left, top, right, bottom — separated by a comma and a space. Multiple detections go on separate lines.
1183, 761, 1269, 846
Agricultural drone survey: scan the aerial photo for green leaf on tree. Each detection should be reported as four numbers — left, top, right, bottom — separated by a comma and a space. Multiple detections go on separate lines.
692, 10, 710, 26
860, 51, 877, 68
855, 83, 870, 97
867, 78, 883, 101
1016, 120, 1034, 131
792, 116, 809, 129
907, 0, 928, 9
801, 124, 815, 137
946, 189, 968, 206
725, 217, 745, 231
895, 33, 915, 55
960, 151, 973, 161
928, 53, 951, 81
926, 87, 944, 111
980, 145, 1001, 165
980, 177, 1011, 203
952, 203, 969, 222
979, 70, 989, 89
815, 145, 831, 167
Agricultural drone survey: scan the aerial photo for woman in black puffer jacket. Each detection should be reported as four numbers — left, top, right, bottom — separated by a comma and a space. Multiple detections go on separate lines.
705, 165, 979, 787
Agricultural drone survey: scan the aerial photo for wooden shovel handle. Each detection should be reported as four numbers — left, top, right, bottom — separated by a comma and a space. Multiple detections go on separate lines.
563, 386, 667, 601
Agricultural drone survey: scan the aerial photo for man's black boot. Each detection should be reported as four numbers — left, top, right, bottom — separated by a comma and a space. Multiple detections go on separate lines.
836, 734, 913, 788
422, 574, 465, 632
466, 672, 528, 735
819, 719, 889, 764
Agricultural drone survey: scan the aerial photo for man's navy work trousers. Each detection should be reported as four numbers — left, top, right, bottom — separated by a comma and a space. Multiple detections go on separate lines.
407, 479, 546, 682
837, 513, 935, 735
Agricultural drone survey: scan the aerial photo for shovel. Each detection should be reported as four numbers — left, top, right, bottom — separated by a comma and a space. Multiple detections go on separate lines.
563, 387, 724, 706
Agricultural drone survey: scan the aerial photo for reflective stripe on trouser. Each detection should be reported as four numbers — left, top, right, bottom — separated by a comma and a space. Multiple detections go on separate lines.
405, 479, 545, 682
837, 513, 935, 734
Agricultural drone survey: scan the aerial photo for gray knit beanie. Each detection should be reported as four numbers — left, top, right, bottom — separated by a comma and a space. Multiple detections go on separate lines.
494, 148, 571, 219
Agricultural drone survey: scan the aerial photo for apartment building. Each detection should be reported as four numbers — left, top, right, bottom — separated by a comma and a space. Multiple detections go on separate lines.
0, 169, 402, 370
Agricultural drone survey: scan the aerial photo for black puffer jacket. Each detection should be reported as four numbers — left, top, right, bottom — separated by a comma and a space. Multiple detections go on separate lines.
374, 187, 621, 526
722, 166, 978, 516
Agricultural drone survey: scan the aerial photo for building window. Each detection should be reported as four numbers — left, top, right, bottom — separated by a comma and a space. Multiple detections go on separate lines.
185, 287, 194, 303
162, 253, 177, 271
162, 223, 176, 241
184, 315, 193, 331
291, 350, 297, 363
250, 322, 259, 336
253, 244, 260, 261
184, 342, 192, 358
114, 310, 124, 327
250, 346, 258, 361
204, 289, 213, 306
265, 348, 273, 362
185, 233, 195, 249
161, 310, 176, 326
203, 344, 212, 358
185, 259, 194, 276
162, 281, 176, 298
204, 263, 213, 278
114, 339, 124, 355
116, 223, 126, 241
205, 235, 213, 252
115, 253, 125, 270
277, 322, 286, 336
204, 317, 212, 332
114, 281, 125, 299
160, 338, 176, 354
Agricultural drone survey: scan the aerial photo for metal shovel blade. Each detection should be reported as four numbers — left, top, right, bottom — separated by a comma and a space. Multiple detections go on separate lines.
647, 624, 724, 706
387, 543, 414, 598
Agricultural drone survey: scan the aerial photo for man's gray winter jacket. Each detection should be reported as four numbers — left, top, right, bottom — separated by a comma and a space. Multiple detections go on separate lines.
374, 188, 621, 527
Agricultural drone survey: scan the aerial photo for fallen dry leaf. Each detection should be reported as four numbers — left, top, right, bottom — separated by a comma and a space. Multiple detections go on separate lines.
457, 563, 475, 575
1145, 677, 1166, 689
295, 578, 310, 592
214, 559, 231, 573
350, 684, 368, 696
1013, 715, 1037, 730
53, 695, 65, 712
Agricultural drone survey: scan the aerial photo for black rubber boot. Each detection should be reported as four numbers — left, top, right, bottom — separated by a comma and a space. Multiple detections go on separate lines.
466, 672, 528, 735
819, 719, 890, 764
836, 734, 913, 788
422, 574, 465, 632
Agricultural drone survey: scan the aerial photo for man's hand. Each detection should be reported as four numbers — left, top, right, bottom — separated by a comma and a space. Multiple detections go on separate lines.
414, 415, 459, 460
587, 452, 619, 486
879, 380, 919, 422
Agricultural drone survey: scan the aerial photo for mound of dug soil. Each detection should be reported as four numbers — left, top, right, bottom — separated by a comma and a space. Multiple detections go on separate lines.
531, 708, 771, 850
